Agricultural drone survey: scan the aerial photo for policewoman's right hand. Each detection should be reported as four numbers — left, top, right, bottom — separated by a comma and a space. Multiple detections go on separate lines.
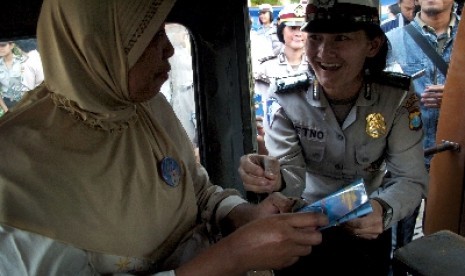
238, 154, 282, 193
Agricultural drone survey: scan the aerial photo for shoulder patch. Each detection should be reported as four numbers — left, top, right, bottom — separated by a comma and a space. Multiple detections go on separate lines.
265, 97, 281, 128
275, 72, 312, 94
369, 71, 411, 91
403, 93, 422, 131
259, 55, 278, 64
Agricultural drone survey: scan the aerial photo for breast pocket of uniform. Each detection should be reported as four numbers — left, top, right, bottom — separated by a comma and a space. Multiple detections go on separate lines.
301, 141, 325, 163
355, 139, 387, 171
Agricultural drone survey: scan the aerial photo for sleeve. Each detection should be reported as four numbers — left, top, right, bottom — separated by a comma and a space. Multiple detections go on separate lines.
190, 163, 247, 235
376, 90, 429, 228
32, 52, 45, 87
153, 94, 247, 234
264, 98, 306, 198
254, 61, 271, 98
0, 224, 178, 275
0, 224, 94, 275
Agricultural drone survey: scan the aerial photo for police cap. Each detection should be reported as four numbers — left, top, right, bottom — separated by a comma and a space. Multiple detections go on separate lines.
259, 3, 274, 13
301, 0, 380, 33
279, 4, 307, 27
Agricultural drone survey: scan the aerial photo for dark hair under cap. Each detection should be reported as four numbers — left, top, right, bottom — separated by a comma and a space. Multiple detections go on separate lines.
302, 3, 380, 33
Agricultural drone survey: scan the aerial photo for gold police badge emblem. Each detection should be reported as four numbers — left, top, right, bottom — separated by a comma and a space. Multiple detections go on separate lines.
294, 5, 306, 17
366, 113, 386, 138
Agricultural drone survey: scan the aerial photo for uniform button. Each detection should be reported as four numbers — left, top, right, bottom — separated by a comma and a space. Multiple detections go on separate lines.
337, 134, 344, 140
362, 158, 369, 163
335, 164, 343, 170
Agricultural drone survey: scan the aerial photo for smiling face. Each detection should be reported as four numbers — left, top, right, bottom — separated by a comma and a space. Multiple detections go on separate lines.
259, 11, 272, 26
128, 25, 174, 103
283, 25, 307, 50
305, 30, 383, 97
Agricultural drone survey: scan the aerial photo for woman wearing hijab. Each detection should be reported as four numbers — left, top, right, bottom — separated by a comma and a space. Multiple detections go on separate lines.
0, 0, 328, 275
239, 0, 428, 275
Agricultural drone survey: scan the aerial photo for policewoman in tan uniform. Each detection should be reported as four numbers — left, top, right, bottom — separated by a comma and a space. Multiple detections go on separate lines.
240, 0, 428, 275
254, 4, 309, 118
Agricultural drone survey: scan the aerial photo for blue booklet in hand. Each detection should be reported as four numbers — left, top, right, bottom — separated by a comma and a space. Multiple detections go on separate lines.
297, 178, 373, 229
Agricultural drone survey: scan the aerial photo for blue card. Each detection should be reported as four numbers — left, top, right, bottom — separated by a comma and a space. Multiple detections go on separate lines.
297, 178, 373, 229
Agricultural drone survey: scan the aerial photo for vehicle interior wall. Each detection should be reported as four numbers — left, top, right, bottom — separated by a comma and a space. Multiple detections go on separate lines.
0, 0, 255, 194
168, 0, 254, 193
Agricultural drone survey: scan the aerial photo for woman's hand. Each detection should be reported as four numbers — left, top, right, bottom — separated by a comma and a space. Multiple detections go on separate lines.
176, 212, 329, 276
342, 199, 384, 240
238, 154, 282, 193
222, 193, 297, 232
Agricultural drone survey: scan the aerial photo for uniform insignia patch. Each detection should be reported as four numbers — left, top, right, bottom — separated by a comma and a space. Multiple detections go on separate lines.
403, 94, 422, 131
315, 0, 336, 8
278, 53, 286, 63
366, 113, 387, 138
266, 97, 281, 128
409, 110, 422, 130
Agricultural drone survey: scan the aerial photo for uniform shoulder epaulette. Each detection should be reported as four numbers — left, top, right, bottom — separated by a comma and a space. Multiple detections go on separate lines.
258, 55, 278, 64
275, 72, 312, 93
369, 71, 411, 91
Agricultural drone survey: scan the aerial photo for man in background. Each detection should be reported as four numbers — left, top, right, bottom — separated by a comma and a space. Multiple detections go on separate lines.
381, 0, 417, 32
387, 0, 459, 249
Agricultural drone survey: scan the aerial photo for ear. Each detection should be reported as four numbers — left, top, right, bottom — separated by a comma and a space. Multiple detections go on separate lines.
366, 36, 385, 58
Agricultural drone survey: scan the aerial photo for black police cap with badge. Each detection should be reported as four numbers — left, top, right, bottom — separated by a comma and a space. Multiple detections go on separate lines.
301, 0, 380, 33
299, 0, 411, 100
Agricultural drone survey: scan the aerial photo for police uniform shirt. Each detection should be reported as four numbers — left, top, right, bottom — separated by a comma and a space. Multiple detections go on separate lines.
254, 50, 308, 100
265, 76, 428, 228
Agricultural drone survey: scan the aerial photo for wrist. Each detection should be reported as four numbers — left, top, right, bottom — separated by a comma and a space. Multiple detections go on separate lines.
372, 198, 393, 230
221, 203, 257, 234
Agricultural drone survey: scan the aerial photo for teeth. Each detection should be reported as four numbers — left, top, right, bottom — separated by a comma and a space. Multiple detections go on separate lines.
320, 63, 340, 68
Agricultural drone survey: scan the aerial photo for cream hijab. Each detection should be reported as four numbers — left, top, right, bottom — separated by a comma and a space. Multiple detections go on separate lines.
0, 0, 208, 262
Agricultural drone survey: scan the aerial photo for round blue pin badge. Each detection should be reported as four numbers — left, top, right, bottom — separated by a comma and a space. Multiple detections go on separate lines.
160, 157, 181, 187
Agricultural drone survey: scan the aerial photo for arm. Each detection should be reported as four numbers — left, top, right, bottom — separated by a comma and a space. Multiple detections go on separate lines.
379, 91, 428, 223
175, 211, 328, 276
239, 102, 306, 198
263, 103, 306, 197
345, 91, 428, 238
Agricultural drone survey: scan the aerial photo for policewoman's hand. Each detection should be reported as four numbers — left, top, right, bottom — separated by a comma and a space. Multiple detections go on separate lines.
342, 199, 384, 240
238, 154, 282, 193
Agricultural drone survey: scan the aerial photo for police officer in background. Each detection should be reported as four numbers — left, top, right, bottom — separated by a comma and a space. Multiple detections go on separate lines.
254, 4, 308, 123
256, 4, 282, 55
239, 0, 428, 275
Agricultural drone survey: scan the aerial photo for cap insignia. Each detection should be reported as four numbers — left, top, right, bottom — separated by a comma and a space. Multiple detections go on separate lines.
315, 0, 336, 8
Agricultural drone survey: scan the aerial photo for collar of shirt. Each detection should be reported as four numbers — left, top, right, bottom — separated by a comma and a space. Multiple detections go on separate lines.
415, 12, 458, 38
